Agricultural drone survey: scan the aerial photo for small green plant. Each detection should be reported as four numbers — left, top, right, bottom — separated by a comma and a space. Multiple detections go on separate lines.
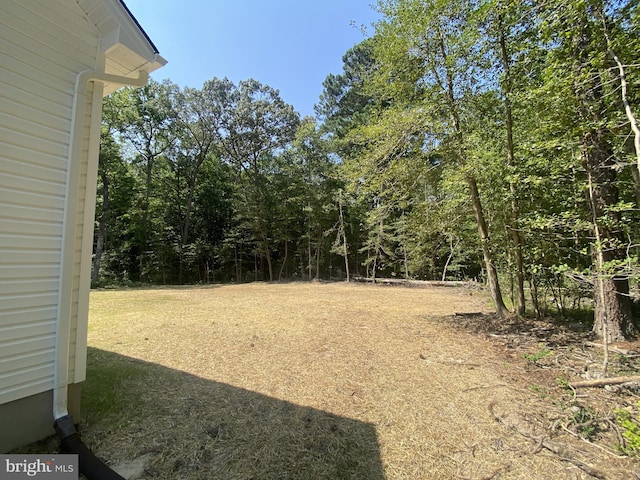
570, 405, 598, 440
523, 343, 553, 363
612, 353, 634, 376
556, 376, 572, 393
616, 402, 640, 455
529, 384, 547, 399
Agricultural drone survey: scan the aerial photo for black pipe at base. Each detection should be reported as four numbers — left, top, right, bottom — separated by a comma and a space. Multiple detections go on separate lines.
54, 415, 125, 480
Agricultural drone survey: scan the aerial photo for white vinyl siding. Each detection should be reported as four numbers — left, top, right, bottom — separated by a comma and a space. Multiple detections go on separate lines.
1, 0, 163, 422
0, 0, 100, 405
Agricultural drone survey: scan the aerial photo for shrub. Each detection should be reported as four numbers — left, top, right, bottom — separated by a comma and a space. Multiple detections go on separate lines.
616, 402, 640, 455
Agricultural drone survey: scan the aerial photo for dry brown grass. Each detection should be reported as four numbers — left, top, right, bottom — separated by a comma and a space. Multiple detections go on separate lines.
78, 282, 637, 479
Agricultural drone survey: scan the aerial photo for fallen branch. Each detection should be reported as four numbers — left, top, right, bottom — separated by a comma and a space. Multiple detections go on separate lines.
570, 376, 640, 389
463, 384, 508, 392
351, 276, 472, 288
488, 402, 608, 479
540, 439, 607, 479
456, 465, 509, 480
584, 342, 637, 356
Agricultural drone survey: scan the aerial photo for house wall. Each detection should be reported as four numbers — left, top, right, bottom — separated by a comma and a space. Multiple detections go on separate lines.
0, 384, 81, 453
0, 0, 104, 451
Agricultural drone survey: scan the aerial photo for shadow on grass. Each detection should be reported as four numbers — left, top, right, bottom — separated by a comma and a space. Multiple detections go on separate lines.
81, 347, 385, 480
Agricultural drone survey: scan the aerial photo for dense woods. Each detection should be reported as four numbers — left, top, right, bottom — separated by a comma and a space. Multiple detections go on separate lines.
94, 0, 640, 340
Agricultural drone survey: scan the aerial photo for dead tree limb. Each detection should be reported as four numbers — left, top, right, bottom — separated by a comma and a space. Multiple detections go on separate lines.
570, 376, 640, 388
584, 342, 637, 356
488, 402, 608, 479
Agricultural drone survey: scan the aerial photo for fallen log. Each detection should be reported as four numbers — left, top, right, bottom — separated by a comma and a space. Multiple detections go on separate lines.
351, 276, 471, 288
570, 376, 640, 388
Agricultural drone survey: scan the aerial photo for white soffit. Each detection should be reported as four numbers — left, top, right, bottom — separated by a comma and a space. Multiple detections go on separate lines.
79, 0, 167, 94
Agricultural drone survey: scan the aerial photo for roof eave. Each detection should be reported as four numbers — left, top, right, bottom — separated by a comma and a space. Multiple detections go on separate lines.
80, 0, 167, 80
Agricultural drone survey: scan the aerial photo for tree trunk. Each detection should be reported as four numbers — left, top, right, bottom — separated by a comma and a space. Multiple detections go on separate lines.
498, 14, 526, 315
337, 198, 350, 282
307, 223, 312, 281
630, 164, 640, 210
266, 254, 274, 282
529, 274, 542, 318
278, 239, 288, 281
183, 153, 209, 248
434, 31, 508, 319
263, 243, 273, 281
139, 153, 155, 282
315, 233, 322, 280
585, 154, 636, 341
468, 176, 509, 318
91, 167, 109, 286
441, 236, 458, 282
593, 276, 634, 342
603, 27, 640, 174
92, 219, 106, 287
344, 245, 350, 282
234, 243, 240, 282
572, 10, 637, 341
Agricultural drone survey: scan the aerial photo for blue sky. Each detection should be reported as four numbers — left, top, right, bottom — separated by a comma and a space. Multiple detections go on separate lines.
125, 1, 380, 117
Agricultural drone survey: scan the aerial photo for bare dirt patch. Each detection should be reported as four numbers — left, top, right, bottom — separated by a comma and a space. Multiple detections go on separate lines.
74, 283, 639, 478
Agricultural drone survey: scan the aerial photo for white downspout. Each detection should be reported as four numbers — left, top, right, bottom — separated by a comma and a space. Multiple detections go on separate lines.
53, 69, 149, 421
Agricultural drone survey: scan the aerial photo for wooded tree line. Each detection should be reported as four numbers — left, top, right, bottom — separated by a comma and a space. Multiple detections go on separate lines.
94, 0, 640, 340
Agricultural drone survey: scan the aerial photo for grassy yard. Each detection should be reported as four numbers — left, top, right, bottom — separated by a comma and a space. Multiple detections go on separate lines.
79, 282, 635, 479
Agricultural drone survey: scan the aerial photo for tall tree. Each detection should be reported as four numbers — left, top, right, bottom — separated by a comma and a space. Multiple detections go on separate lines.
316, 38, 378, 141
92, 127, 127, 285
373, 0, 510, 316
537, 0, 637, 340
92, 93, 139, 285
284, 117, 339, 280
172, 84, 224, 247
116, 80, 179, 281
219, 79, 300, 281
478, 0, 529, 315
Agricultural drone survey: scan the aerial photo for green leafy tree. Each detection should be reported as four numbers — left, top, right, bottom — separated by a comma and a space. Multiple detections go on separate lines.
286, 118, 340, 280
534, 0, 638, 340
114, 80, 179, 281
316, 38, 378, 141
218, 79, 301, 281
365, 0, 510, 315
92, 123, 136, 285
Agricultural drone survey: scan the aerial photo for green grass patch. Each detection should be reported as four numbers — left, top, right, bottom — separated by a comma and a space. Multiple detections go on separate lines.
82, 349, 148, 428
523, 343, 553, 364
616, 402, 640, 456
